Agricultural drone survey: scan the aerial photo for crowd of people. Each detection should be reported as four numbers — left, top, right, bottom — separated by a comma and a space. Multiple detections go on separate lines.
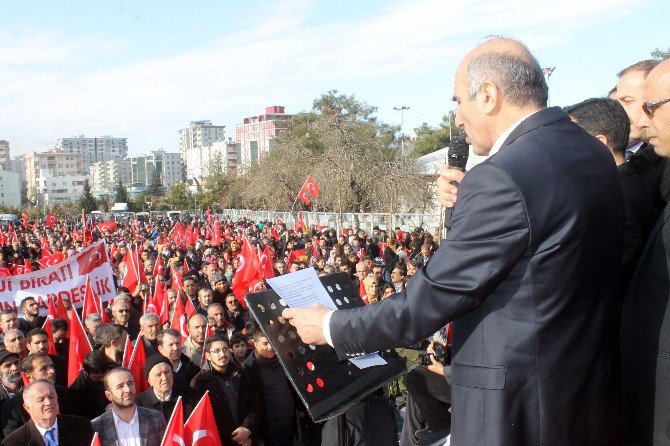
0, 210, 437, 445
0, 37, 669, 446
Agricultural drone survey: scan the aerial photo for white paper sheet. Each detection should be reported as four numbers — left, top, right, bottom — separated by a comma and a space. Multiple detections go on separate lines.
267, 267, 387, 368
266, 267, 337, 310
349, 353, 388, 369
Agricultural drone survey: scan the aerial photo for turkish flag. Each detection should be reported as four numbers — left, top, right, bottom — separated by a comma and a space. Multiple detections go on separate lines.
127, 336, 149, 393
91, 432, 102, 446
160, 397, 185, 446
170, 266, 184, 292
82, 277, 110, 324
258, 245, 275, 280
170, 294, 189, 344
184, 296, 197, 319
122, 249, 140, 293
153, 256, 165, 277
231, 238, 259, 306
41, 317, 58, 355
206, 209, 212, 225
77, 241, 109, 276
45, 213, 58, 228
305, 176, 321, 197
295, 213, 307, 233
185, 391, 222, 446
47, 296, 69, 321
97, 221, 118, 233
121, 335, 133, 368
154, 278, 170, 325
38, 251, 65, 268
297, 184, 312, 205
67, 310, 93, 386
287, 249, 307, 265
0, 267, 11, 277
21, 212, 29, 229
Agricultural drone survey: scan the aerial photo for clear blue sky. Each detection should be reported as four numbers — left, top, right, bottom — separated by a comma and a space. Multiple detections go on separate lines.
0, 0, 667, 155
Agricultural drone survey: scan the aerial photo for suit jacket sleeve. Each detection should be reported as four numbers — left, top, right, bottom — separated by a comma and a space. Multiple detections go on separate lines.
330, 162, 530, 358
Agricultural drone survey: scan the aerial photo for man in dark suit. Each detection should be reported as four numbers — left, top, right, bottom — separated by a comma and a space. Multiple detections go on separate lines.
1, 380, 93, 446
1, 354, 75, 438
92, 367, 166, 446
620, 58, 670, 445
284, 37, 624, 446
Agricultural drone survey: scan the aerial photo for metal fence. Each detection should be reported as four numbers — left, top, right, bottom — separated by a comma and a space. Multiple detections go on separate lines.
219, 209, 443, 235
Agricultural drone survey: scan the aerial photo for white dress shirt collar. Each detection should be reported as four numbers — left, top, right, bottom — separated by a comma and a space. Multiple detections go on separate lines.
112, 407, 141, 446
154, 388, 172, 402
35, 419, 58, 443
487, 110, 540, 158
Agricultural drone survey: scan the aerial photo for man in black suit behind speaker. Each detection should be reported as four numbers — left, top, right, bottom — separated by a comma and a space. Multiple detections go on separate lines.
1, 380, 93, 446
284, 37, 624, 446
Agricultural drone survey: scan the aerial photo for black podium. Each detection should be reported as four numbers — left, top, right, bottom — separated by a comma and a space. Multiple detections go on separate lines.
245, 272, 407, 424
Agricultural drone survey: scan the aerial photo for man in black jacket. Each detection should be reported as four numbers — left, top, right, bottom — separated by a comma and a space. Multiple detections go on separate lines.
243, 331, 296, 446
68, 350, 115, 420
191, 334, 261, 446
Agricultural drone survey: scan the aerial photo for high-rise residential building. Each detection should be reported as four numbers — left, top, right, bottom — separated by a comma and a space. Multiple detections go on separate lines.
235, 106, 292, 169
0, 140, 10, 170
7, 155, 26, 197
57, 135, 128, 172
178, 121, 225, 180
37, 169, 86, 207
183, 140, 237, 181
24, 150, 84, 203
129, 149, 183, 190
91, 159, 132, 192
0, 169, 21, 208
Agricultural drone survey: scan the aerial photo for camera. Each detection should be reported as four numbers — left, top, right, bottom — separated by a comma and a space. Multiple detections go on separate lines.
418, 343, 451, 366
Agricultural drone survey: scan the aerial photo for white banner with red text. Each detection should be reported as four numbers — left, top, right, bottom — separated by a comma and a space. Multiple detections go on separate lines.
0, 240, 116, 314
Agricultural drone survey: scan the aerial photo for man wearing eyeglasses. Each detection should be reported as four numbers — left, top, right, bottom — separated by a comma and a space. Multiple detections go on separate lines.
621, 58, 670, 445
190, 334, 261, 446
616, 59, 669, 208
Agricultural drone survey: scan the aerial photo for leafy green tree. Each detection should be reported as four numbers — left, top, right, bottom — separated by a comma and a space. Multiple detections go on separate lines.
164, 182, 193, 210
652, 47, 670, 60
409, 112, 458, 158
113, 179, 134, 211
146, 169, 164, 197
78, 179, 98, 212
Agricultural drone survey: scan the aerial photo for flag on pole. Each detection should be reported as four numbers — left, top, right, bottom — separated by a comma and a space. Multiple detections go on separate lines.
67, 309, 93, 386
160, 397, 185, 446
127, 336, 149, 393
542, 67, 556, 77
185, 391, 222, 446
171, 294, 189, 344
90, 432, 102, 446
297, 176, 321, 206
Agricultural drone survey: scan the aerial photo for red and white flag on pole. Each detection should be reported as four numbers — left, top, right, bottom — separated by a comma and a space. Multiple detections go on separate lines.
82, 276, 110, 323
127, 335, 149, 393
185, 391, 222, 446
171, 294, 189, 344
67, 309, 93, 386
160, 397, 185, 446
121, 335, 133, 368
90, 432, 102, 446
297, 176, 321, 206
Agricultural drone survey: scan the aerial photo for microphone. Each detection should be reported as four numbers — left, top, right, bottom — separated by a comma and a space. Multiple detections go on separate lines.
444, 136, 469, 232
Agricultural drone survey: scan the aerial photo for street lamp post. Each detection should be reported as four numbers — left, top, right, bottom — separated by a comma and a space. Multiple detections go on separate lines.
394, 106, 410, 152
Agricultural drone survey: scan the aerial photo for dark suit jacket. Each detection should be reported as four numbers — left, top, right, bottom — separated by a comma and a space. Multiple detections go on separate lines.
91, 406, 166, 446
1, 385, 75, 438
620, 202, 670, 444
329, 107, 624, 445
191, 366, 262, 446
0, 415, 93, 446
